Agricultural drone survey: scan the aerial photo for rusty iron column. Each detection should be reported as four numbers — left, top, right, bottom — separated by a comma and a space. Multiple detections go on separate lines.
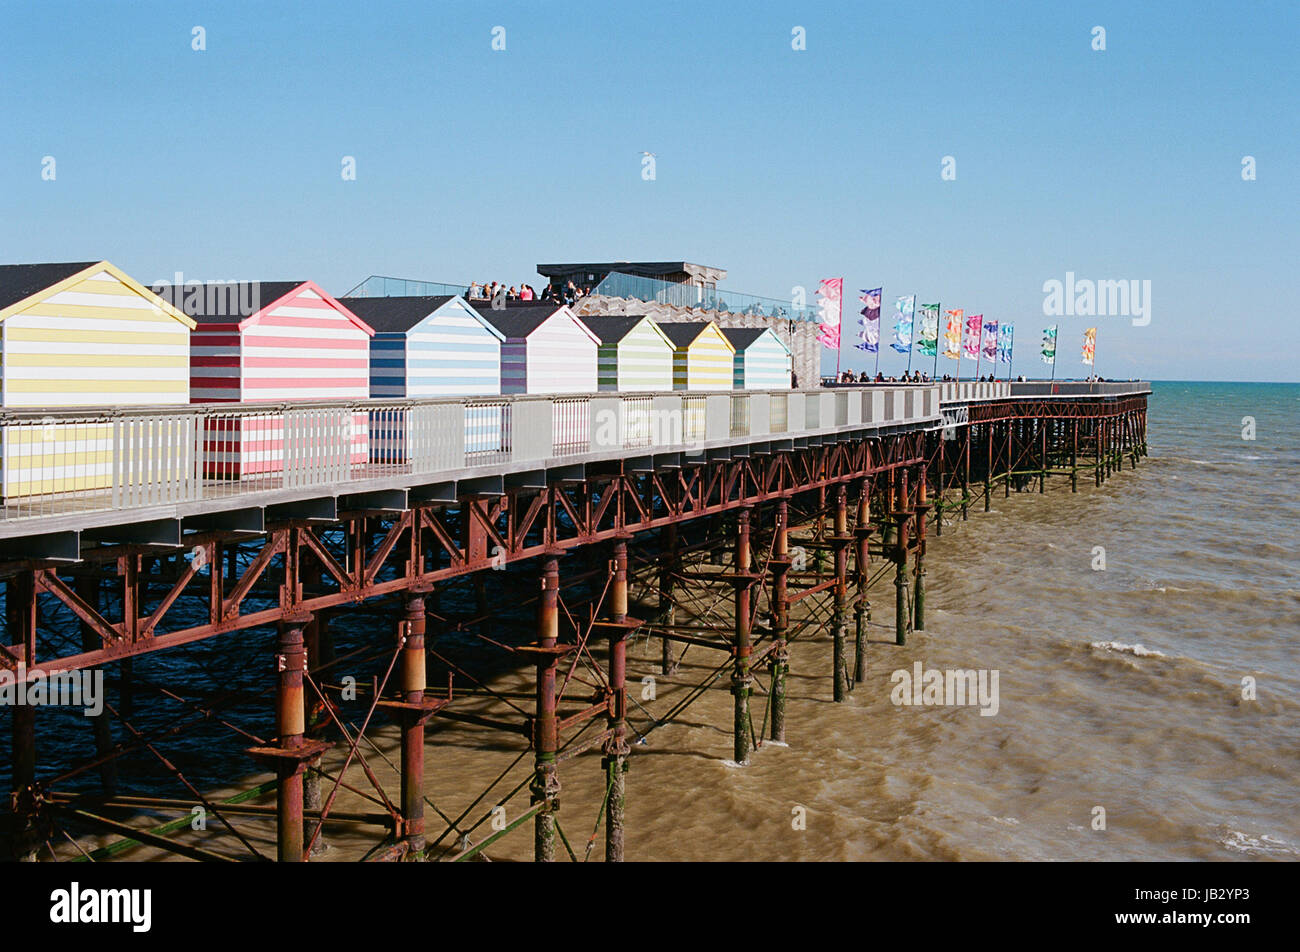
853, 478, 872, 685
274, 613, 309, 862
530, 556, 562, 861
1071, 419, 1079, 492
730, 508, 755, 765
984, 424, 993, 512
659, 523, 678, 675
831, 484, 851, 701
399, 585, 431, 859
769, 499, 791, 743
7, 573, 37, 862
893, 474, 912, 646
602, 537, 632, 862
914, 472, 930, 631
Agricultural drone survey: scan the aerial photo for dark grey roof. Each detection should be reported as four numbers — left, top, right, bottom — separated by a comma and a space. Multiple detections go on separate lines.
720, 327, 769, 350
0, 262, 100, 311
657, 321, 712, 348
337, 295, 456, 333
579, 315, 650, 344
472, 302, 566, 339
147, 280, 306, 323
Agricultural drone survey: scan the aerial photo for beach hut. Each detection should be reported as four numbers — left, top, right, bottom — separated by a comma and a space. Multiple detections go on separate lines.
339, 294, 506, 463
658, 321, 735, 391
339, 295, 504, 398
168, 279, 374, 477
722, 327, 793, 390
474, 302, 600, 454
473, 303, 600, 394
582, 315, 675, 392
0, 260, 194, 499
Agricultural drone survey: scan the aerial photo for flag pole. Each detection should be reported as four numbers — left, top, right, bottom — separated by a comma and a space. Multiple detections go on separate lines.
932, 302, 941, 381
954, 313, 962, 382
905, 295, 916, 376
835, 287, 843, 380
974, 320, 982, 381
873, 289, 882, 379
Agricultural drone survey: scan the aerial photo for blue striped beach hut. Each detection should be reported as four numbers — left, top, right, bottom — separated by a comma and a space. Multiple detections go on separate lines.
338, 295, 504, 398
582, 315, 674, 392
339, 294, 506, 462
722, 327, 793, 390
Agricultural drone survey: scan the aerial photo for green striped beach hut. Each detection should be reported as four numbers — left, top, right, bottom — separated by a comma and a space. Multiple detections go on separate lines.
583, 315, 675, 392
722, 327, 793, 390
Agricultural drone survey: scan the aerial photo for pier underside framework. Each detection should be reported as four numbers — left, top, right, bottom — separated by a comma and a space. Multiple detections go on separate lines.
1, 391, 1147, 862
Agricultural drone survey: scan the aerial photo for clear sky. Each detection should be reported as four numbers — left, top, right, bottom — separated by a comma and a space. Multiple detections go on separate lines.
1, 0, 1296, 381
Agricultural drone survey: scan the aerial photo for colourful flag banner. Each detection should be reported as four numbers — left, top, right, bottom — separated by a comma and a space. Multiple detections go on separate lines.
890, 295, 915, 353
917, 303, 940, 357
942, 309, 963, 360
981, 320, 999, 361
1081, 327, 1097, 365
963, 313, 983, 359
1041, 325, 1058, 364
816, 278, 843, 350
997, 323, 1014, 364
853, 287, 882, 352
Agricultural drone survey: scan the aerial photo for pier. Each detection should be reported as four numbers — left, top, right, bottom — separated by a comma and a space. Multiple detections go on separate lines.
0, 379, 1149, 862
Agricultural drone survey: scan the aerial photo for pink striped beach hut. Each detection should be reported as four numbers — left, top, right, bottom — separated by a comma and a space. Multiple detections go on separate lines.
158, 280, 374, 477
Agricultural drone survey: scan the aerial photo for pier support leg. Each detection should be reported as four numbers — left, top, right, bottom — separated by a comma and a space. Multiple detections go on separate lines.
275, 615, 308, 863
984, 425, 992, 512
659, 524, 678, 676
893, 478, 912, 646
730, 509, 754, 766
603, 539, 631, 863
399, 587, 430, 860
914, 475, 930, 632
832, 485, 850, 701
769, 500, 791, 744
853, 480, 871, 685
531, 557, 561, 862
6, 575, 37, 862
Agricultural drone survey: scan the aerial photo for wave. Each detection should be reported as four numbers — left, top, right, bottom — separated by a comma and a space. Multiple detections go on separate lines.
1217, 829, 1297, 857
1090, 640, 1165, 657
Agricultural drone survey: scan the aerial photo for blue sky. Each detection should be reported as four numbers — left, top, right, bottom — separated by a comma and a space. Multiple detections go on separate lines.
1, 0, 1296, 380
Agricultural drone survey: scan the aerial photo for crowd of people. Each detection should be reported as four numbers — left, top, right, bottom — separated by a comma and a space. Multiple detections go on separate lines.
466, 279, 594, 306
831, 371, 1033, 384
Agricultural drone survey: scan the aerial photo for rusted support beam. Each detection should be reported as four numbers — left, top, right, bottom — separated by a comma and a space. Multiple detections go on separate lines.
603, 537, 631, 863
399, 585, 431, 860
731, 508, 755, 766
914, 473, 930, 631
769, 498, 791, 743
530, 556, 561, 862
276, 613, 309, 862
831, 484, 850, 701
893, 474, 912, 647
659, 524, 678, 675
853, 478, 872, 685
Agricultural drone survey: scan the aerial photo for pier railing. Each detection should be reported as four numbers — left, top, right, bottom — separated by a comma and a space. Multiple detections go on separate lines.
0, 386, 940, 527
1009, 381, 1151, 397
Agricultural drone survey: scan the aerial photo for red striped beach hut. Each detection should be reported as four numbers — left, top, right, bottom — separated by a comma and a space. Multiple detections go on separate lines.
158, 279, 375, 478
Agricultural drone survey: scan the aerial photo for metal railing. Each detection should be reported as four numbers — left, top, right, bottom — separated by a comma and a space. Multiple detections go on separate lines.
591, 272, 819, 323
1009, 381, 1152, 397
0, 386, 943, 528
343, 275, 471, 298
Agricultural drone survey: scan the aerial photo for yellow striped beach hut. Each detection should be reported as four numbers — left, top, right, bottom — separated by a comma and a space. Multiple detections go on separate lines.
659, 321, 735, 391
0, 261, 195, 500
583, 315, 674, 392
